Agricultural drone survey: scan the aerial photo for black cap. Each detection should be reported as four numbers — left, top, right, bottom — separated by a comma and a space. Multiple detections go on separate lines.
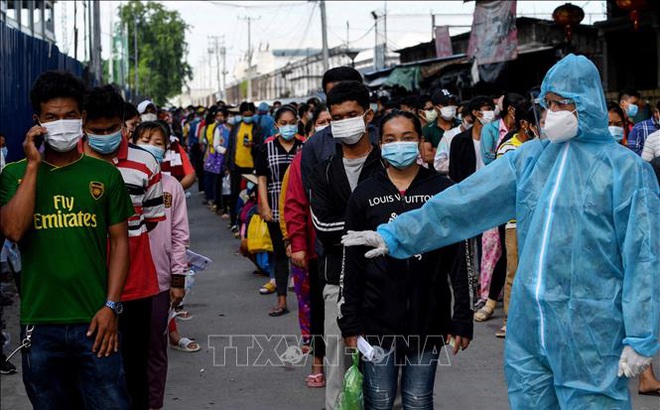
431, 89, 458, 106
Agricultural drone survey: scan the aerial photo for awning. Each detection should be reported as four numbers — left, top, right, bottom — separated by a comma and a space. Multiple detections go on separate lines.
383, 66, 422, 92
421, 57, 470, 79
367, 75, 389, 88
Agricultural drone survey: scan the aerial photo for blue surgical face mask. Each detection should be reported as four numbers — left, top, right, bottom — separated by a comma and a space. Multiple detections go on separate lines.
370, 103, 378, 113
626, 103, 638, 118
137, 144, 165, 163
247, 181, 255, 190
243, 116, 253, 124
87, 129, 123, 154
381, 141, 419, 169
1, 147, 7, 158
608, 125, 624, 142
279, 124, 298, 141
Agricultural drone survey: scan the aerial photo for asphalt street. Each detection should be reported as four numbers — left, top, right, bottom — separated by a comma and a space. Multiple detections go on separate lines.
1, 193, 659, 409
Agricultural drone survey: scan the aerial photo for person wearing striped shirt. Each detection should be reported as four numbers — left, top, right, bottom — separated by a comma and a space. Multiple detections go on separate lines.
642, 128, 660, 162
82, 86, 165, 410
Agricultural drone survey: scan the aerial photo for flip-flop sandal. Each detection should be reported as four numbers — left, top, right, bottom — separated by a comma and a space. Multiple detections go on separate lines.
474, 305, 495, 322
268, 306, 289, 317
638, 389, 660, 397
495, 325, 506, 338
170, 337, 201, 353
306, 373, 325, 388
175, 310, 194, 321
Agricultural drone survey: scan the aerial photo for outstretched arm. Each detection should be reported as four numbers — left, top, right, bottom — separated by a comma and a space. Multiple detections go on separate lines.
378, 155, 518, 259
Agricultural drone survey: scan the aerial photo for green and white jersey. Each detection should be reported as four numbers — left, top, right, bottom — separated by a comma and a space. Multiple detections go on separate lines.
0, 155, 134, 324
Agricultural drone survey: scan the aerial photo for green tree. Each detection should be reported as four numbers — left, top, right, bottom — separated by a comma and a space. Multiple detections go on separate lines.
118, 1, 192, 105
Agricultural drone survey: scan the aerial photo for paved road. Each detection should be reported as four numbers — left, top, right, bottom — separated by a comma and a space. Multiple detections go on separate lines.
2, 194, 659, 409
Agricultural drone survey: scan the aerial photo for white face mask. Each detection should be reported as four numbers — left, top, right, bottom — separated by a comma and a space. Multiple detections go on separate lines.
544, 109, 578, 143
440, 106, 457, 121
315, 123, 329, 133
141, 113, 158, 122
331, 113, 367, 145
479, 110, 495, 124
462, 118, 473, 130
42, 119, 83, 152
424, 109, 438, 122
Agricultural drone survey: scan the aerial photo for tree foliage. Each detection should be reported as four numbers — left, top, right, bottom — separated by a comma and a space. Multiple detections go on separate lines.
119, 1, 192, 105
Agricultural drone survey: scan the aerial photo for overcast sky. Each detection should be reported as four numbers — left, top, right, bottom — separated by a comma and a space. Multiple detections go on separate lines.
54, 1, 607, 89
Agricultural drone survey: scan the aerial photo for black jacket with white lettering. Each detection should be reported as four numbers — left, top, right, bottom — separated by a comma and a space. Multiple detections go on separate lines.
338, 166, 473, 349
309, 144, 385, 285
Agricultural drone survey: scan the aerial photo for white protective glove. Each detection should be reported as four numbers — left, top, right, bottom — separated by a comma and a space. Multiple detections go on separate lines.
341, 230, 389, 258
617, 346, 652, 378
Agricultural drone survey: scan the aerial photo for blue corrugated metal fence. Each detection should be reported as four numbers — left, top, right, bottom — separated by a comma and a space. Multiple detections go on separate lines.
1, 21, 85, 162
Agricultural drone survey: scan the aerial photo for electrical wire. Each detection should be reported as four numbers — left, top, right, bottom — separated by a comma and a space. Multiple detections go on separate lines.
280, 3, 318, 67
207, 1, 309, 10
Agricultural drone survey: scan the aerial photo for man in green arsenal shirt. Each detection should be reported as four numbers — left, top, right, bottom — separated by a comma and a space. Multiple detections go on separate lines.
0, 71, 133, 409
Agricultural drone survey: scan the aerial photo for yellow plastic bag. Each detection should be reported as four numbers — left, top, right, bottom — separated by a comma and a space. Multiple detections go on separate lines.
247, 214, 273, 253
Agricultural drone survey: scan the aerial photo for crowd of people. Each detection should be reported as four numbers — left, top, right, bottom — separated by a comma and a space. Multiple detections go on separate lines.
0, 53, 658, 410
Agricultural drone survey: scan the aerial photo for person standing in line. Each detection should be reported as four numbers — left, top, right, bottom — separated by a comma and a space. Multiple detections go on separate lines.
131, 122, 190, 409
255, 102, 277, 138
256, 105, 304, 316
480, 92, 524, 165
421, 89, 458, 165
627, 101, 660, 156
82, 86, 165, 410
227, 102, 263, 232
0, 71, 133, 409
309, 81, 384, 409
339, 110, 472, 409
123, 102, 141, 141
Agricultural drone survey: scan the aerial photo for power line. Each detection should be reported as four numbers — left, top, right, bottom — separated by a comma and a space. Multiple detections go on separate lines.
208, 1, 309, 9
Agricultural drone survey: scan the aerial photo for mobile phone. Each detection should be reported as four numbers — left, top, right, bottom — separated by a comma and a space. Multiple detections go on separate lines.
33, 119, 44, 149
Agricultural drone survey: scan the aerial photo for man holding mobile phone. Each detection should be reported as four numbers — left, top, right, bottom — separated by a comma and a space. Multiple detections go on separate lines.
0, 71, 134, 409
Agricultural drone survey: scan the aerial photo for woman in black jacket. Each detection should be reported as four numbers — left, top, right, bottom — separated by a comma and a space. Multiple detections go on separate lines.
338, 110, 473, 410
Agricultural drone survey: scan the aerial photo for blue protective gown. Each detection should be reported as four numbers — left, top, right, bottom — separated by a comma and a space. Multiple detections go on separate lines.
376, 54, 660, 409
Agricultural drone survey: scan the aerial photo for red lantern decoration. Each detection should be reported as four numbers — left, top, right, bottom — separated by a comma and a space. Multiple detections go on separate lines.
553, 3, 585, 42
616, 0, 650, 31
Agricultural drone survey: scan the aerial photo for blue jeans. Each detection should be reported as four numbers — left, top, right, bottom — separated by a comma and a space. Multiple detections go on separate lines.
362, 346, 439, 410
21, 324, 129, 410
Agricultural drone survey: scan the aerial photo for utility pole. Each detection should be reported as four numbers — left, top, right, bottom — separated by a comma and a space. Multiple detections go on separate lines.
221, 45, 227, 100
383, 1, 388, 63
431, 12, 436, 39
346, 20, 349, 47
239, 16, 260, 101
108, 0, 113, 83
87, 0, 94, 69
92, 0, 102, 82
208, 35, 224, 97
134, 15, 139, 99
372, 10, 379, 70
74, 0, 78, 60
320, 0, 329, 72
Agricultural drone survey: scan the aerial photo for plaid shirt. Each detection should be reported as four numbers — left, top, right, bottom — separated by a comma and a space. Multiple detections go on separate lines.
255, 136, 303, 222
627, 117, 660, 156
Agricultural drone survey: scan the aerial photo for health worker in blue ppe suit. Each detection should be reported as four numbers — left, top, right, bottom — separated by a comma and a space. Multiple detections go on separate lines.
342, 53, 660, 409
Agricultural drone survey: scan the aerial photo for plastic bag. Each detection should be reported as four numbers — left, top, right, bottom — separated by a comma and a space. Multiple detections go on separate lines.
335, 350, 364, 410
222, 174, 231, 195
247, 214, 273, 253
